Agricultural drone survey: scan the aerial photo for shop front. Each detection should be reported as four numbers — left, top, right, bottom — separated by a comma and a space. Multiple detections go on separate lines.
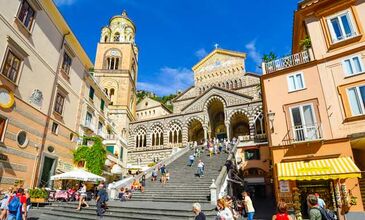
275, 157, 362, 220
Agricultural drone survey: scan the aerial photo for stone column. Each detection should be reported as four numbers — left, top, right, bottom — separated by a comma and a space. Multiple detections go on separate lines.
225, 121, 230, 140
163, 130, 169, 148
203, 126, 208, 142
249, 118, 255, 140
146, 130, 152, 147
182, 126, 188, 146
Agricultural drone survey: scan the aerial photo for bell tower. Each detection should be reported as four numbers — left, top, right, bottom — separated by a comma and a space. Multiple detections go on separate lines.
94, 10, 138, 138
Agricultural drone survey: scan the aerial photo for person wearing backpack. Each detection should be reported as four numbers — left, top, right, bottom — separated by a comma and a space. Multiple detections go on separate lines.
6, 190, 21, 220
307, 194, 322, 220
96, 184, 108, 219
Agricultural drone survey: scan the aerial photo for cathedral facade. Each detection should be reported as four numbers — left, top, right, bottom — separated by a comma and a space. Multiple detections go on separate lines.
128, 49, 266, 167
92, 11, 266, 168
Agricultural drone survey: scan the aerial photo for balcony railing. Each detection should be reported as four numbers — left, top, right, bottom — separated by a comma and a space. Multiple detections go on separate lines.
282, 123, 322, 146
263, 49, 313, 74
81, 121, 96, 133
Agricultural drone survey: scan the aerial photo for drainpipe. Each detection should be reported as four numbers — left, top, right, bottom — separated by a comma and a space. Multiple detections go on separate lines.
31, 32, 70, 187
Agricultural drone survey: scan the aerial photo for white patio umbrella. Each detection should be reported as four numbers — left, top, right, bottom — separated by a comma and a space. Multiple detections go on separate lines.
50, 169, 105, 182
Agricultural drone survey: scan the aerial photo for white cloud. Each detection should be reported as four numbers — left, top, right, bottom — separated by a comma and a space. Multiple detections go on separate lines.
54, 0, 76, 6
137, 67, 193, 96
195, 48, 208, 59
245, 40, 262, 72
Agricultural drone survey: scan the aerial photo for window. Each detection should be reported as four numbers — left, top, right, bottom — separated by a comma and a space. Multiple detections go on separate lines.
98, 121, 103, 134
290, 104, 320, 141
61, 52, 72, 74
0, 117, 7, 142
1, 50, 21, 83
114, 33, 120, 42
89, 87, 94, 100
51, 122, 59, 134
106, 57, 119, 70
347, 85, 365, 116
245, 149, 260, 160
287, 73, 305, 92
85, 112, 92, 126
343, 56, 364, 76
17, 0, 35, 30
106, 145, 114, 154
100, 99, 105, 111
54, 93, 65, 115
16, 130, 28, 148
327, 10, 357, 43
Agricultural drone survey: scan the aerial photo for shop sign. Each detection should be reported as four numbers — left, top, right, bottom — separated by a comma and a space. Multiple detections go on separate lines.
279, 180, 290, 192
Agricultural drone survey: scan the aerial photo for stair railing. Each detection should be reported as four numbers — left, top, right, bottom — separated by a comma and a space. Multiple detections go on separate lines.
108, 145, 191, 199
210, 141, 238, 205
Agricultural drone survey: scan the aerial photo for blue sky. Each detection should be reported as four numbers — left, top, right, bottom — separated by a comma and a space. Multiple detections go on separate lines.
55, 0, 297, 96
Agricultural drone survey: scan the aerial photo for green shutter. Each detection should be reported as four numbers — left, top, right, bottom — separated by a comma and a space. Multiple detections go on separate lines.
106, 145, 114, 154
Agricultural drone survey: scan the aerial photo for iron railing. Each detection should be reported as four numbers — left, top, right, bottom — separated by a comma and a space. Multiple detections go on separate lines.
282, 123, 322, 145
264, 49, 313, 74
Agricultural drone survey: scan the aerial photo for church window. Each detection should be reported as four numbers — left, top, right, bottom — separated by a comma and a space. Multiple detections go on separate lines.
113, 32, 120, 42
151, 125, 164, 146
109, 88, 115, 105
107, 57, 119, 70
234, 80, 238, 88
135, 127, 147, 148
104, 35, 108, 42
168, 122, 182, 144
254, 113, 265, 135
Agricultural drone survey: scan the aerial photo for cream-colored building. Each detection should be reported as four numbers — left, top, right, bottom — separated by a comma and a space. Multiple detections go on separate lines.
136, 97, 172, 120
0, 0, 93, 188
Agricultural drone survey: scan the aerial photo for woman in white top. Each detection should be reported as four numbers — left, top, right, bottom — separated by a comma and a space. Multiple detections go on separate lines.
242, 191, 255, 220
216, 198, 234, 220
76, 183, 89, 210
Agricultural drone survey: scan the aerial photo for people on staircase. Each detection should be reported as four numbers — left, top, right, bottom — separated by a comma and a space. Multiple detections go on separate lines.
160, 164, 167, 184
96, 184, 108, 219
272, 201, 293, 220
76, 183, 89, 211
188, 153, 195, 166
216, 198, 234, 220
192, 203, 206, 220
140, 174, 146, 193
151, 169, 158, 181
197, 160, 205, 178
242, 191, 255, 220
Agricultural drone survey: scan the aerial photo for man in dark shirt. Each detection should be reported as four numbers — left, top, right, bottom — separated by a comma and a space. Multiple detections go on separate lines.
192, 203, 206, 220
96, 184, 108, 219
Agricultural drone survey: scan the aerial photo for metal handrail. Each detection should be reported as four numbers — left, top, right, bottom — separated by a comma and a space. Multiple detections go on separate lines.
108, 145, 190, 194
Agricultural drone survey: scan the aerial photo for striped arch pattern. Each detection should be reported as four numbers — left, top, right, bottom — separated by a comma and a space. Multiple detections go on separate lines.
203, 95, 227, 112
150, 122, 164, 146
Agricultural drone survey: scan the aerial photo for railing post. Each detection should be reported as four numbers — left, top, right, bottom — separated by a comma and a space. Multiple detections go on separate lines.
210, 179, 217, 205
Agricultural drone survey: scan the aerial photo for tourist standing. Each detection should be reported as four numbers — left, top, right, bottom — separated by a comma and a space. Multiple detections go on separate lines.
160, 164, 167, 184
216, 198, 233, 220
307, 194, 322, 220
188, 154, 195, 166
0, 187, 12, 220
96, 184, 108, 219
151, 169, 158, 181
315, 193, 326, 209
192, 203, 206, 220
197, 160, 205, 178
141, 174, 146, 193
272, 201, 293, 220
76, 183, 89, 210
242, 191, 255, 220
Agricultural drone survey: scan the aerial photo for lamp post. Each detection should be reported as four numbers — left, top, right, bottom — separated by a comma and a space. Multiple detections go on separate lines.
267, 111, 275, 133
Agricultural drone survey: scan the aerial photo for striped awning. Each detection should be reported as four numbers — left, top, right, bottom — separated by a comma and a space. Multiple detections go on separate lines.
277, 157, 361, 181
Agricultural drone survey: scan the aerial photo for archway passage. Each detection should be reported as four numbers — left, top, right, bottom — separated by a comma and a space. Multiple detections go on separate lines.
230, 112, 249, 139
207, 98, 226, 139
188, 119, 204, 142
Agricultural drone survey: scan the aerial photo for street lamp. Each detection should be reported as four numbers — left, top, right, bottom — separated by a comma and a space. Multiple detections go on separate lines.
267, 111, 275, 132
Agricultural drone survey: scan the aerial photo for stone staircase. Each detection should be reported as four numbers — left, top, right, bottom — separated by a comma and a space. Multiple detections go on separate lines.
36, 148, 229, 219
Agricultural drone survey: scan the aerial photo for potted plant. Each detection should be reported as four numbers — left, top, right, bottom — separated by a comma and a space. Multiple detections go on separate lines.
29, 188, 48, 203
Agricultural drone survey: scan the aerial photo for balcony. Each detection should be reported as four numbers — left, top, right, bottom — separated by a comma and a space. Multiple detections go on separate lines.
80, 121, 96, 133
263, 49, 313, 74
282, 123, 323, 146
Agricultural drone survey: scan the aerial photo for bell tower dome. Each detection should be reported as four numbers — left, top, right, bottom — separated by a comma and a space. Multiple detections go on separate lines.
94, 10, 138, 138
